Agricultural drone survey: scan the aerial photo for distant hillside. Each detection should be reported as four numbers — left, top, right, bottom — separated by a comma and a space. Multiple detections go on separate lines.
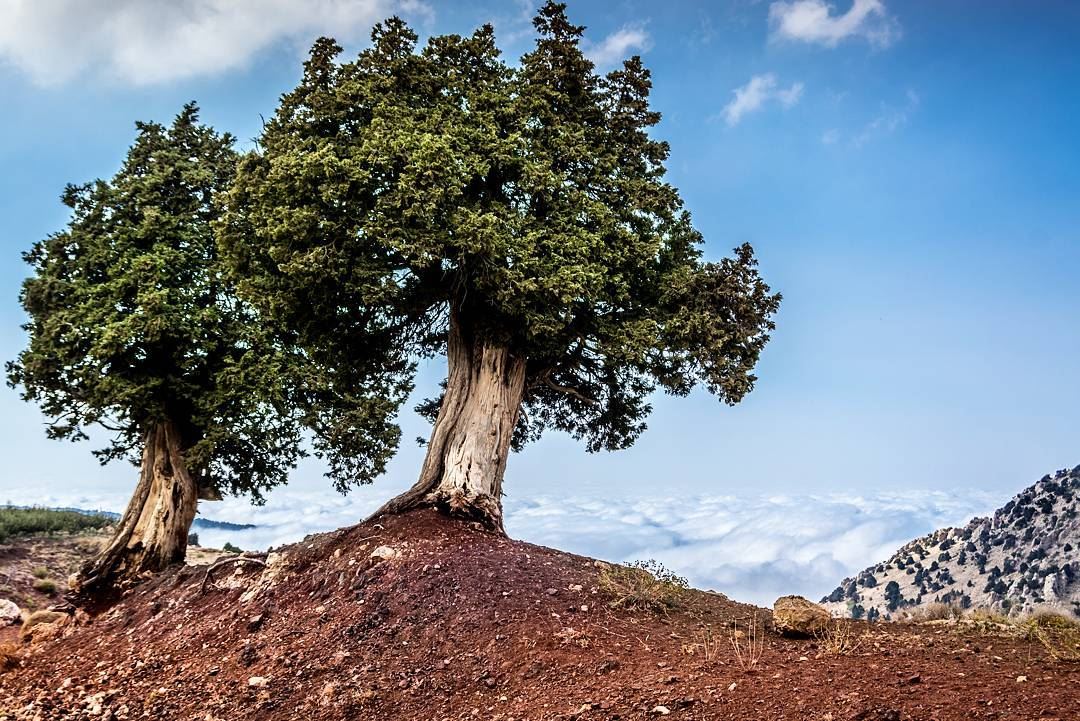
824, 466, 1080, 620
20, 506, 256, 532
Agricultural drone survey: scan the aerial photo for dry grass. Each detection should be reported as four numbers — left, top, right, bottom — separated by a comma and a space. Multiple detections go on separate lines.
1023, 611, 1080, 662
597, 560, 688, 613
730, 616, 765, 671
31, 567, 49, 580
681, 626, 723, 662
816, 620, 866, 656
910, 602, 963, 622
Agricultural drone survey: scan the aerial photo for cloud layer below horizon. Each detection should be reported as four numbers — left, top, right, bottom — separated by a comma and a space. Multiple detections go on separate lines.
6, 485, 1005, 606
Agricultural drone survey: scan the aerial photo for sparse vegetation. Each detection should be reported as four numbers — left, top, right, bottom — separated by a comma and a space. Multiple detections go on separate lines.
31, 566, 49, 579
32, 578, 58, 595
729, 615, 765, 671
0, 507, 112, 543
681, 626, 723, 662
1023, 611, 1080, 662
598, 560, 688, 612
222, 542, 243, 554
816, 620, 866, 656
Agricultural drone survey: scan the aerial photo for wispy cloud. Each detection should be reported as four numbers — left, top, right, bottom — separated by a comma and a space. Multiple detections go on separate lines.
585, 25, 652, 68
721, 73, 805, 126
3, 485, 1003, 606
850, 88, 919, 147
0, 0, 429, 86
768, 0, 900, 49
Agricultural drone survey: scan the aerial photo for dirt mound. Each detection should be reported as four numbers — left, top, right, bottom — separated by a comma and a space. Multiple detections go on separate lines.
1, 509, 1077, 720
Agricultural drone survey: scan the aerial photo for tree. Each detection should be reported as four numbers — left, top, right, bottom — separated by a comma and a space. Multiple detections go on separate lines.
218, 3, 781, 531
6, 104, 304, 596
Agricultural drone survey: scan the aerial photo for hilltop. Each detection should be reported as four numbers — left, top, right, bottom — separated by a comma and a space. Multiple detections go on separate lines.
3, 508, 1078, 720
824, 467, 1080, 620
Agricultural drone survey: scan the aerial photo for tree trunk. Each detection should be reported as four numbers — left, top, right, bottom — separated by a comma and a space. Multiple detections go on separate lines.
370, 315, 527, 532
75, 419, 198, 599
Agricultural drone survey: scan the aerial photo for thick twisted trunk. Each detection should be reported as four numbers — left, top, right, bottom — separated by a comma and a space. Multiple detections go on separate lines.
371, 315, 526, 532
75, 419, 198, 599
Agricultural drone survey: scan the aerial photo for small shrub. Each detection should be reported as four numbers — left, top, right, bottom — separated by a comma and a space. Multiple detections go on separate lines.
31, 567, 48, 580
682, 626, 722, 662
912, 602, 961, 622
597, 560, 688, 613
816, 620, 866, 656
1023, 610, 1080, 662
730, 616, 765, 671
31, 578, 57, 595
222, 541, 243, 554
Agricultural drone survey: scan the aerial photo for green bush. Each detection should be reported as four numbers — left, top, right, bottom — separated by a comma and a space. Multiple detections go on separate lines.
0, 507, 113, 543
222, 541, 243, 554
32, 578, 57, 595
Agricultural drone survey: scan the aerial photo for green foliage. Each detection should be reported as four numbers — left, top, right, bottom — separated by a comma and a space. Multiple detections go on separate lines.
0, 507, 112, 543
222, 541, 243, 554
31, 567, 48, 579
219, 2, 780, 487
31, 578, 58, 595
7, 104, 304, 501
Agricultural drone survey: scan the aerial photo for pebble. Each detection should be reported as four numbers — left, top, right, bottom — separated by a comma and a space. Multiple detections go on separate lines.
248, 676, 268, 688
651, 705, 670, 716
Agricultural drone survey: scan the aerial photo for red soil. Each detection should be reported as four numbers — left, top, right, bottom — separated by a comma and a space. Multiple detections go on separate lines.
1, 509, 1077, 720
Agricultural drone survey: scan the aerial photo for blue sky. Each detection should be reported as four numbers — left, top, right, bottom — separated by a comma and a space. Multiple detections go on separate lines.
1, 0, 1077, 515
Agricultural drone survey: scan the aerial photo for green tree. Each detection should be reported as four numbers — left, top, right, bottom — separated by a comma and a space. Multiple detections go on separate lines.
219, 3, 781, 530
7, 104, 304, 595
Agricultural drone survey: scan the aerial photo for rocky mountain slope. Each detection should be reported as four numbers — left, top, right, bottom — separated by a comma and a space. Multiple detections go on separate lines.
824, 466, 1080, 620
3, 508, 1078, 720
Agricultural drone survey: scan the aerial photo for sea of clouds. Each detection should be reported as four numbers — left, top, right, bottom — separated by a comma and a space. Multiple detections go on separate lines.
3, 484, 1008, 606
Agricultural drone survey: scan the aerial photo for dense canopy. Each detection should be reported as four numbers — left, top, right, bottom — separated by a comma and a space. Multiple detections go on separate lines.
219, 2, 781, 526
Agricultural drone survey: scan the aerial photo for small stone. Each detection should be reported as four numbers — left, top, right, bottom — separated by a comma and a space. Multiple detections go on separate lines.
1016, 675, 1027, 683
0, 599, 21, 626
651, 706, 670, 716
728, 682, 737, 691
248, 676, 268, 688
371, 546, 399, 562
906, 674, 921, 685
546, 587, 559, 596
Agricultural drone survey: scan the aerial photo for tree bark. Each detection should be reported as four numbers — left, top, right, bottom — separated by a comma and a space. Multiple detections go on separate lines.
370, 314, 527, 532
75, 419, 198, 599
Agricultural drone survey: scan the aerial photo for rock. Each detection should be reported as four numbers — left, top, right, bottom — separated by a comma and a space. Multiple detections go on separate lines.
773, 595, 830, 637
370, 546, 399, 562
248, 676, 268, 688
1016, 675, 1027, 683
19, 609, 68, 642
0, 599, 21, 626
651, 706, 671, 715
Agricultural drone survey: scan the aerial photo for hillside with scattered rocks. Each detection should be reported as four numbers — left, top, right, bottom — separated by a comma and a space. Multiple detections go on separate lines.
824, 466, 1080, 621
3, 508, 1079, 720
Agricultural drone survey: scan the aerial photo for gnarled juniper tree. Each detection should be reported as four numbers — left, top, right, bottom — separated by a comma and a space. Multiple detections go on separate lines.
6, 104, 304, 596
219, 2, 781, 531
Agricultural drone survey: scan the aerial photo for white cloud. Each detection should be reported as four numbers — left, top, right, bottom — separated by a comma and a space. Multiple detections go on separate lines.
849, 88, 919, 147
5, 484, 1004, 607
721, 73, 805, 126
0, 0, 426, 86
768, 0, 900, 48
585, 26, 652, 68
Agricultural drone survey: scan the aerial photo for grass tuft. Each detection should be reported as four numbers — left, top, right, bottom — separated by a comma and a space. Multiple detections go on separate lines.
598, 559, 688, 613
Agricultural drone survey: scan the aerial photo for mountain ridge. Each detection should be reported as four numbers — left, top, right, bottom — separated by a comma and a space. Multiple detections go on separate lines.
823, 466, 1080, 620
